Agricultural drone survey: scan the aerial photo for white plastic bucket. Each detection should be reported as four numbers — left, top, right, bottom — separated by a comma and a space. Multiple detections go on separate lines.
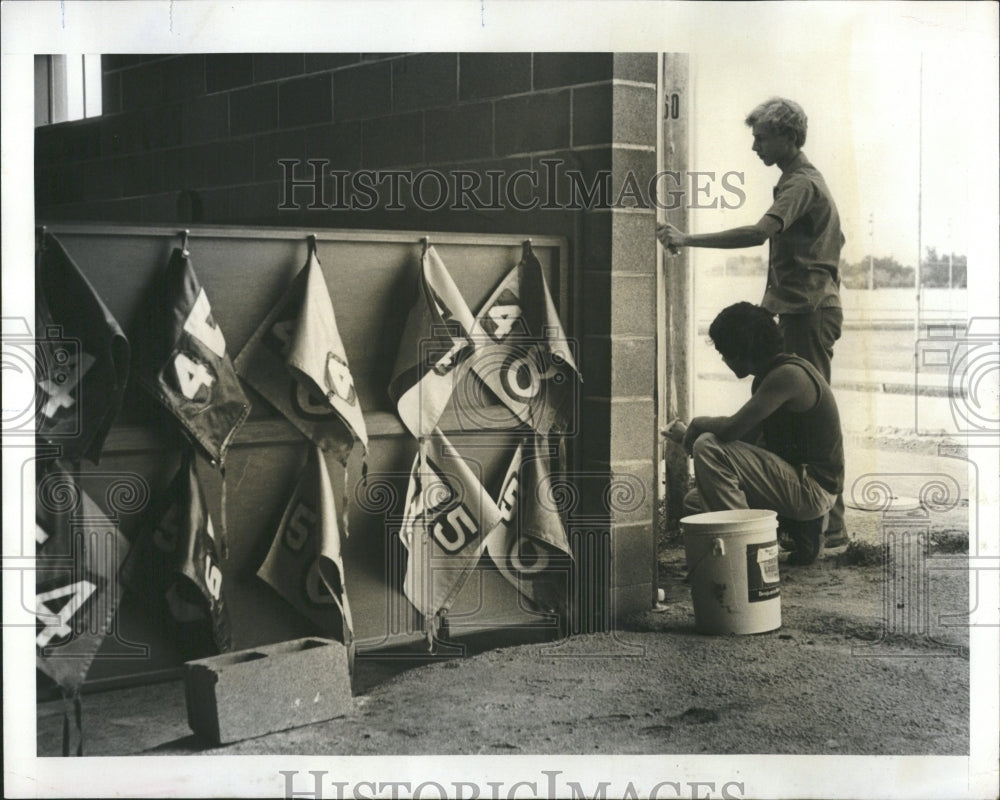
680, 509, 781, 635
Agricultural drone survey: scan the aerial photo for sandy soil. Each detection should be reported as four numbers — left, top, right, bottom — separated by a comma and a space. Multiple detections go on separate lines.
38, 502, 970, 759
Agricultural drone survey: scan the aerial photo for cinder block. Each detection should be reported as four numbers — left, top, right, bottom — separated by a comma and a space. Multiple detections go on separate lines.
184, 637, 353, 745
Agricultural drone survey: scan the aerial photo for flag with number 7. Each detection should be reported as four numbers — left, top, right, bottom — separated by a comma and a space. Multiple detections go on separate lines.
133, 246, 250, 468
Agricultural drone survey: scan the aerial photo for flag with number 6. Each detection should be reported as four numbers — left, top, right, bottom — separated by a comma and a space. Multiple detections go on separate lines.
235, 241, 366, 466
36, 233, 130, 464
134, 246, 250, 467
467, 244, 580, 435
121, 449, 231, 656
257, 445, 353, 645
483, 435, 573, 616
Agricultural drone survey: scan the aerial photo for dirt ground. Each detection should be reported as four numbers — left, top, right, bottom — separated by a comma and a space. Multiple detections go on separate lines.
37, 495, 970, 759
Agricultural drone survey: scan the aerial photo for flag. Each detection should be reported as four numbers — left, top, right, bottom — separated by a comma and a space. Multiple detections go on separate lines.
133, 246, 250, 467
467, 245, 580, 435
484, 436, 573, 616
35, 233, 130, 464
257, 445, 353, 645
121, 449, 231, 656
35, 461, 132, 754
399, 428, 502, 622
388, 245, 476, 438
236, 244, 366, 465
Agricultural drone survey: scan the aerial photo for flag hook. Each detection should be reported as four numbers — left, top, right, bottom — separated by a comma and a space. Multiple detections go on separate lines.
307, 233, 317, 256
421, 236, 430, 257
180, 229, 190, 256
522, 238, 533, 259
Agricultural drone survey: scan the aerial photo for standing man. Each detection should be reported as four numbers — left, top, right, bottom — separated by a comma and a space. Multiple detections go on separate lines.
658, 97, 848, 548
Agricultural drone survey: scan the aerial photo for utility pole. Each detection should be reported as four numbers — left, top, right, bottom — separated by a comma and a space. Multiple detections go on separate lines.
868, 212, 875, 290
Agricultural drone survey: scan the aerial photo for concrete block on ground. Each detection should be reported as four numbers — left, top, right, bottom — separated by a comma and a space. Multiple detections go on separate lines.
184, 637, 352, 745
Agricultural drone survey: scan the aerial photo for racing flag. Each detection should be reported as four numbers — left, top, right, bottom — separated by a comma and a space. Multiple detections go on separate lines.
257, 445, 353, 645
36, 233, 130, 464
484, 436, 573, 616
121, 449, 231, 657
236, 239, 366, 466
388, 244, 475, 438
467, 243, 580, 435
399, 428, 501, 625
133, 246, 250, 467
35, 461, 132, 754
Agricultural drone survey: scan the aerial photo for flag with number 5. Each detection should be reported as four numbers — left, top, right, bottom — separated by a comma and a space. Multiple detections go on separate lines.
235, 241, 367, 466
120, 448, 232, 656
256, 445, 353, 645
134, 246, 250, 467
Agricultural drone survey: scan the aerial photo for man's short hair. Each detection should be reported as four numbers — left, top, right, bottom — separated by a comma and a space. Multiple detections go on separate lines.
708, 302, 783, 364
745, 98, 807, 148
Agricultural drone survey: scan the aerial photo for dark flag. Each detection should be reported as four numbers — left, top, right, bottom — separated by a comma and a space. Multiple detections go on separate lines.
467, 244, 580, 435
121, 450, 231, 656
133, 246, 250, 467
35, 233, 130, 464
399, 428, 502, 624
35, 462, 132, 754
388, 244, 475, 439
484, 436, 573, 616
235, 242, 367, 465
257, 445, 353, 645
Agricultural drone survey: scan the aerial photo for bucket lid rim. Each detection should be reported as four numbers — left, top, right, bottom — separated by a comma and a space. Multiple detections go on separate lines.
680, 509, 778, 529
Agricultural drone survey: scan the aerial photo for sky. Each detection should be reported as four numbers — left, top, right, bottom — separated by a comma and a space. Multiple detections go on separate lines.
688, 42, 982, 267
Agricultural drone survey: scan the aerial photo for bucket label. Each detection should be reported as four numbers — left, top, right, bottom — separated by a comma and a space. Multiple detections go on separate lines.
747, 541, 780, 603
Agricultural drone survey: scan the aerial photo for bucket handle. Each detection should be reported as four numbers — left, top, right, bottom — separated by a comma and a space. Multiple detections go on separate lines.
683, 538, 727, 584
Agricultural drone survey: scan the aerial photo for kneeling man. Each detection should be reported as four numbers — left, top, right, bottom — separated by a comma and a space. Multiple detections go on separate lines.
683, 302, 844, 565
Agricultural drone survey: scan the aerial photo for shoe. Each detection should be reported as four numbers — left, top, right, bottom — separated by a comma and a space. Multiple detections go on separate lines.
824, 528, 850, 548
778, 516, 824, 565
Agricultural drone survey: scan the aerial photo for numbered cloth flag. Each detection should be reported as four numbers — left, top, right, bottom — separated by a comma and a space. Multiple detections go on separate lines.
133, 247, 250, 467
388, 245, 476, 439
468, 246, 580, 435
35, 462, 132, 698
35, 233, 130, 463
257, 445, 353, 645
399, 428, 502, 621
236, 246, 366, 466
121, 450, 231, 655
484, 436, 573, 616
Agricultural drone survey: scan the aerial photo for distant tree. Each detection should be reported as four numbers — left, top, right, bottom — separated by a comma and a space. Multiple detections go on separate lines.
841, 255, 915, 289
920, 246, 967, 288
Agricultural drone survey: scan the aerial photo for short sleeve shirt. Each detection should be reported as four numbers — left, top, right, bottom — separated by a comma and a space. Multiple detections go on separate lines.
761, 153, 845, 314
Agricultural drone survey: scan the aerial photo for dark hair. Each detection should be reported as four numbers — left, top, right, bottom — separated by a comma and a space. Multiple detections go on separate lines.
708, 302, 783, 364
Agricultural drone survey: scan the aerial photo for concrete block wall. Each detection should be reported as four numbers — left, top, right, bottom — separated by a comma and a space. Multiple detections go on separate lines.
35, 51, 666, 621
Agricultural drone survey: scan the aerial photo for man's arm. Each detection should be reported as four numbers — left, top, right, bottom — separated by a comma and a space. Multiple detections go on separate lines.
657, 214, 781, 252
681, 365, 810, 453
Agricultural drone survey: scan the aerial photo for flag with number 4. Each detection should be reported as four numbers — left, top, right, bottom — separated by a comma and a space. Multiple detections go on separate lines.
467, 245, 580, 435
36, 233, 130, 463
134, 247, 250, 467
388, 245, 476, 439
257, 445, 353, 645
35, 461, 132, 693
121, 449, 231, 656
236, 243, 367, 466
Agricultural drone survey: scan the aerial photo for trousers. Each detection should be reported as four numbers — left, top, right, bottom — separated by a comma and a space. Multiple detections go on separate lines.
683, 433, 836, 523
778, 306, 846, 534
